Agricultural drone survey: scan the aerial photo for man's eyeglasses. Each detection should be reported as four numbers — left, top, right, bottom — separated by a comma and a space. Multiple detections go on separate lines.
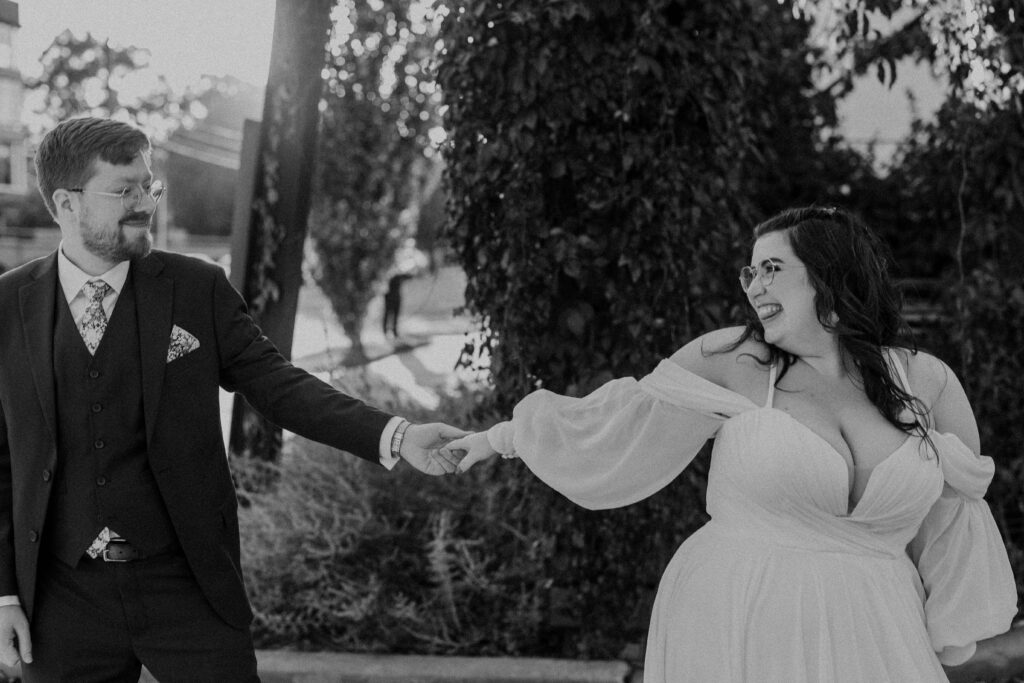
69, 180, 165, 211
739, 259, 803, 290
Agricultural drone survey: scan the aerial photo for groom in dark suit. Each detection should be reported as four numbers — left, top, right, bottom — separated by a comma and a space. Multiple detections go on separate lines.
0, 117, 465, 682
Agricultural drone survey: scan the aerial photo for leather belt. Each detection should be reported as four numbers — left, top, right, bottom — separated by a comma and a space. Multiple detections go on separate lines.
99, 538, 145, 563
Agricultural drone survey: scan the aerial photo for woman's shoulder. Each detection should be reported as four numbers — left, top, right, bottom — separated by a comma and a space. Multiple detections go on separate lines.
893, 347, 980, 454
668, 326, 770, 386
889, 347, 955, 407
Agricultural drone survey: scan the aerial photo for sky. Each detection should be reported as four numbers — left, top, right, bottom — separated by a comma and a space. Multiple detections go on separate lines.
15, 0, 277, 91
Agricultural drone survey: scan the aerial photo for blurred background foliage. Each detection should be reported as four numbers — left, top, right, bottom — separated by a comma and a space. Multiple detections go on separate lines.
232, 0, 1024, 664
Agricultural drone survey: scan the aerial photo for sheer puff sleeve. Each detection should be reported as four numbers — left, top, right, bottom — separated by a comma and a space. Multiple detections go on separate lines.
484, 359, 757, 511
908, 430, 1018, 666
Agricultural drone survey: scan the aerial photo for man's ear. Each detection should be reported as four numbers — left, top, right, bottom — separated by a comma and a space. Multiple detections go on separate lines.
51, 189, 75, 219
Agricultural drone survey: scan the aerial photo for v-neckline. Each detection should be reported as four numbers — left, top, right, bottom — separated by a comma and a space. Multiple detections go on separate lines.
761, 407, 914, 516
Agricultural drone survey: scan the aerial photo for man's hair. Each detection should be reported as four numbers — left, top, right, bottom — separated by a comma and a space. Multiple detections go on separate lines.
34, 117, 151, 218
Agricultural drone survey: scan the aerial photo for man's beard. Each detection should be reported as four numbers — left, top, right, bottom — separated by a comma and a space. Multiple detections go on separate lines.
80, 211, 153, 263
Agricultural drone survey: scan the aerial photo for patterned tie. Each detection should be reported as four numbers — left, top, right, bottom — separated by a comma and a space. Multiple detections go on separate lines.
80, 279, 117, 557
78, 280, 112, 355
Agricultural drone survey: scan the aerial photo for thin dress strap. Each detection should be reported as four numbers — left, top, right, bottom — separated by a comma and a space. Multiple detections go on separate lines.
764, 362, 778, 408
885, 347, 912, 395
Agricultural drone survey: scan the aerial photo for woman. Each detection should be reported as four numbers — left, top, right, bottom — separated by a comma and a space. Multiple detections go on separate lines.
447, 207, 1017, 682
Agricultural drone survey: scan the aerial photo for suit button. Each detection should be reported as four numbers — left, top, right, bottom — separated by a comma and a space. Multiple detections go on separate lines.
94, 439, 105, 449
89, 370, 100, 379
91, 403, 102, 413
96, 476, 107, 487
28, 531, 38, 543
42, 469, 51, 482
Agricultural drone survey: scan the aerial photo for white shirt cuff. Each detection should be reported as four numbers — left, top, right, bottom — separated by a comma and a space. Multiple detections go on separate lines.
0, 596, 20, 608
378, 416, 405, 470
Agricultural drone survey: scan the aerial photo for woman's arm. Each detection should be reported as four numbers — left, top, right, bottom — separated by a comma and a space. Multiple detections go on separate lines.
907, 351, 1021, 678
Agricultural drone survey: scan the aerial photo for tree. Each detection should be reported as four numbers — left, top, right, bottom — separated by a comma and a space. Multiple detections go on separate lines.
25, 29, 200, 138
307, 0, 442, 362
228, 0, 335, 463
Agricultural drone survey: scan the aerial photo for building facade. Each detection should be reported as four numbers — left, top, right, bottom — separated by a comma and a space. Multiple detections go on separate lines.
0, 0, 27, 195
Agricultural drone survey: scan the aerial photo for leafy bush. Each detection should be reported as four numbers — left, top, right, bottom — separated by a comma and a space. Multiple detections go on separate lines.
238, 373, 708, 658
239, 374, 541, 654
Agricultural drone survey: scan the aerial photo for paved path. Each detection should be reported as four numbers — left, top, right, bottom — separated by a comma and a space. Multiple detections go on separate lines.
220, 267, 485, 440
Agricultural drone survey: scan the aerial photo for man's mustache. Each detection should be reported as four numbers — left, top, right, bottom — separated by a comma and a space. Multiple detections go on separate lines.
120, 213, 153, 225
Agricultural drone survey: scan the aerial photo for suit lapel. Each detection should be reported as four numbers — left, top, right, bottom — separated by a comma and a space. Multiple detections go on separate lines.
18, 253, 59, 441
132, 254, 173, 444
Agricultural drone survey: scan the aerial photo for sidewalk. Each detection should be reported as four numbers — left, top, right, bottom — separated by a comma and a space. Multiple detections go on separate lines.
289, 265, 486, 403
220, 266, 484, 440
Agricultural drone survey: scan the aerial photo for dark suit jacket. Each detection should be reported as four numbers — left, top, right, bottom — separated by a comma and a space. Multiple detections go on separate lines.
0, 250, 394, 628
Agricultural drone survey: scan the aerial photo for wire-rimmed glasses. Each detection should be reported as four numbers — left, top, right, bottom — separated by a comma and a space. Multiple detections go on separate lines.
739, 259, 790, 290
69, 180, 165, 211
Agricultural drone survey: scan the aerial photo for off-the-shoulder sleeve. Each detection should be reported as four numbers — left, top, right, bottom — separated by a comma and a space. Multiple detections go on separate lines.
907, 431, 1018, 666
485, 359, 757, 510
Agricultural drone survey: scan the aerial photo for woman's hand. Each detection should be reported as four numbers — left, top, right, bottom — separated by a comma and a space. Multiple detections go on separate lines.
445, 432, 500, 473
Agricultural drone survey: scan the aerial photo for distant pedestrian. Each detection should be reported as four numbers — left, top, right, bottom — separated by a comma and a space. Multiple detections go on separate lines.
383, 272, 414, 338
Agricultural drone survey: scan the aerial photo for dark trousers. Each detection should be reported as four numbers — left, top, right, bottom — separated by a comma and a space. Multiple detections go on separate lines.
383, 294, 401, 336
23, 552, 258, 683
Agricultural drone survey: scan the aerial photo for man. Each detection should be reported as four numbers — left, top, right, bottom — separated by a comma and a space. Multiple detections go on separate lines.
0, 117, 465, 681
382, 272, 414, 338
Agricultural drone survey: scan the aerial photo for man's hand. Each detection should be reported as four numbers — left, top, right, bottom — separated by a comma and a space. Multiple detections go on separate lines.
0, 604, 31, 668
447, 432, 499, 473
399, 422, 470, 475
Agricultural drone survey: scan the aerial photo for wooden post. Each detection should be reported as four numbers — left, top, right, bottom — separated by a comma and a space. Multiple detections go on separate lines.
228, 0, 333, 462
228, 119, 261, 294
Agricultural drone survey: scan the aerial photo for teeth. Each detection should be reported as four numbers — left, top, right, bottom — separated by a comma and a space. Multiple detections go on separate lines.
757, 304, 782, 320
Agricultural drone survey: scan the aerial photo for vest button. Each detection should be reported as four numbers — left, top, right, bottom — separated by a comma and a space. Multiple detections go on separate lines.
91, 403, 102, 413
42, 469, 51, 482
94, 439, 105, 449
28, 531, 38, 543
96, 476, 107, 487
89, 370, 100, 379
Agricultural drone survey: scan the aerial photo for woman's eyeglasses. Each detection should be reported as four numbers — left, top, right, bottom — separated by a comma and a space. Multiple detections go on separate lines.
739, 259, 804, 290
69, 180, 166, 211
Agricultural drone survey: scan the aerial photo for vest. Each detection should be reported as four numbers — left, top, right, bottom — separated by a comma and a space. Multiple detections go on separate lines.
44, 273, 177, 565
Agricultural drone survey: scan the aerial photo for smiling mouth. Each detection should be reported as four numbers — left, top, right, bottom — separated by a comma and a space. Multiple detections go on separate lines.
757, 304, 782, 322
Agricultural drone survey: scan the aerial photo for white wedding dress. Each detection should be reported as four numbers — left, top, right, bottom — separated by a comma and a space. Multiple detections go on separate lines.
486, 353, 1016, 682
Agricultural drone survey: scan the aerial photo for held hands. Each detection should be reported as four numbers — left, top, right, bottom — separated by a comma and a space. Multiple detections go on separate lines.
446, 431, 500, 473
400, 422, 471, 475
0, 604, 31, 668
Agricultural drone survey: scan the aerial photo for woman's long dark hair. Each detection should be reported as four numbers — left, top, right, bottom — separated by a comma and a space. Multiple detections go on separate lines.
723, 206, 933, 447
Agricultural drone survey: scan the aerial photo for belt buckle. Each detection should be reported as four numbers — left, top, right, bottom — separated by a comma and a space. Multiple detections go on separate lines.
101, 538, 132, 563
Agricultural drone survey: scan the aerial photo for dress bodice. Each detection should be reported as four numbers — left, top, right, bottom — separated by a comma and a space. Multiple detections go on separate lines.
708, 407, 944, 557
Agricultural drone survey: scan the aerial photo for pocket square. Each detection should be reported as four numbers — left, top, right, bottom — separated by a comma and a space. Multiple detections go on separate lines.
167, 324, 200, 363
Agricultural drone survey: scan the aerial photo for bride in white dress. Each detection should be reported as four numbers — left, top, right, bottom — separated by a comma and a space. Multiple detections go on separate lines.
448, 207, 1017, 682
